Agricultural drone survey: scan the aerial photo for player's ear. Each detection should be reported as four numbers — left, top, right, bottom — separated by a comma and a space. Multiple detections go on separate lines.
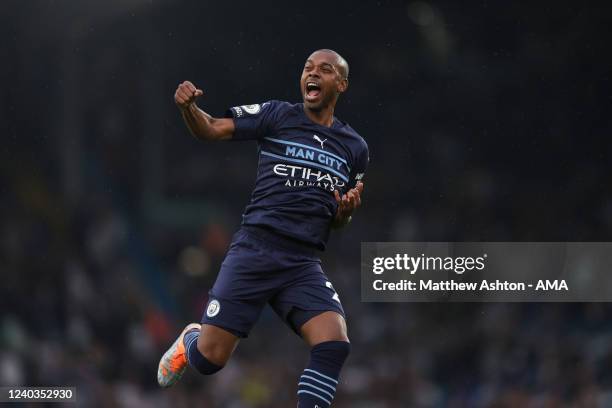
337, 77, 348, 94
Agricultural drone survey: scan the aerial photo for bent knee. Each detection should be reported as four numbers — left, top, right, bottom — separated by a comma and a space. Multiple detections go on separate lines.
196, 338, 232, 366
301, 311, 349, 346
335, 332, 350, 343
319, 333, 350, 344
196, 325, 239, 367
311, 340, 351, 365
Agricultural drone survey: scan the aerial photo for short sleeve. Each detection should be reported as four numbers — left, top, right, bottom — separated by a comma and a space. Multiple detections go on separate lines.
224, 100, 280, 141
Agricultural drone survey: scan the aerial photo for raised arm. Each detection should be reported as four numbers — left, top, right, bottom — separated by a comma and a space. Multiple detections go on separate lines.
331, 181, 364, 229
174, 81, 235, 141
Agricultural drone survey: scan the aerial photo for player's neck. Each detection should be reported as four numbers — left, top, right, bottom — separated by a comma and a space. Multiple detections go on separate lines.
303, 105, 335, 128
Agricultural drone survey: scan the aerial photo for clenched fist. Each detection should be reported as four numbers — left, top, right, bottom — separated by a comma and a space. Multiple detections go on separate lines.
174, 81, 203, 110
332, 181, 364, 228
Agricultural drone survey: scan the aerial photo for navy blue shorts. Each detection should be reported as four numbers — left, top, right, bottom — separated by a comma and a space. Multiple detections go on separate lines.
200, 225, 345, 338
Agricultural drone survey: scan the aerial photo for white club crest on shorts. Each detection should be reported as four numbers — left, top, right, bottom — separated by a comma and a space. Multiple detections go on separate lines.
206, 300, 221, 318
242, 104, 261, 115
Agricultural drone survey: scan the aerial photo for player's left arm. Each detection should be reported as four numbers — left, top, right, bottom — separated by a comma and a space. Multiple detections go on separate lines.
331, 139, 369, 229
331, 181, 364, 229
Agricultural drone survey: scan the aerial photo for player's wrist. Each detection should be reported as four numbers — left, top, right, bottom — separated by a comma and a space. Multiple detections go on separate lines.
179, 102, 196, 113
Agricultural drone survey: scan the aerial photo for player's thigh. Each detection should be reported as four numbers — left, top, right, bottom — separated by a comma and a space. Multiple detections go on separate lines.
300, 311, 349, 347
197, 323, 240, 366
270, 264, 347, 341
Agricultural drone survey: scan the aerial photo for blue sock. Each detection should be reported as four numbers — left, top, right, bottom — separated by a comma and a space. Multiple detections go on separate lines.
183, 330, 223, 375
297, 341, 350, 408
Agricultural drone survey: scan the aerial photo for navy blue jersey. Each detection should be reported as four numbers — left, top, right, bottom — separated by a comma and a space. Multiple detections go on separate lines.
225, 100, 369, 250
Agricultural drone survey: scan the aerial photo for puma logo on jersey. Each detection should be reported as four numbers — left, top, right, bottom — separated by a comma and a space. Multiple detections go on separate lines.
313, 134, 327, 149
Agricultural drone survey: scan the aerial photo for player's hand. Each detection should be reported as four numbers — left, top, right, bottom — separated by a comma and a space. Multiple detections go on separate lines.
332, 181, 364, 228
175, 81, 204, 110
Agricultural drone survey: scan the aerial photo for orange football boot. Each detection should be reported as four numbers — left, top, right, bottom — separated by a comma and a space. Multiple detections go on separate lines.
157, 323, 201, 387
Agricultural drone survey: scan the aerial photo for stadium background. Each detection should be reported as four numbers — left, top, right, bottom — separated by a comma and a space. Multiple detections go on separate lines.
2, 1, 611, 406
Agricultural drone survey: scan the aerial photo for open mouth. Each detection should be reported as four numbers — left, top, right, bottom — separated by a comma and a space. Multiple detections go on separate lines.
305, 81, 321, 100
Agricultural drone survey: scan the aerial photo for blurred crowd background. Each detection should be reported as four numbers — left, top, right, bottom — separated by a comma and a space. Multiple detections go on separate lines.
2, 1, 612, 407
